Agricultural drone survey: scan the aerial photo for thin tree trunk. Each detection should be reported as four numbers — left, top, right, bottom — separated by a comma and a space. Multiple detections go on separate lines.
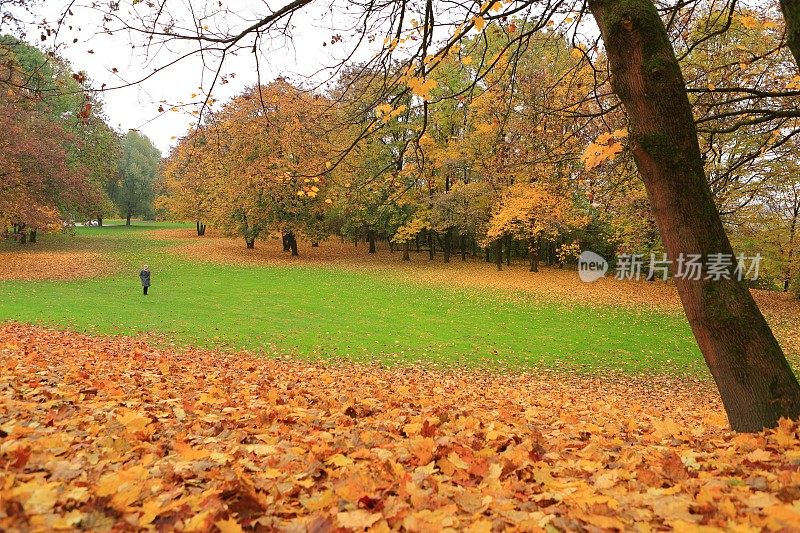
428, 232, 435, 260
505, 234, 512, 266
529, 236, 539, 272
461, 234, 467, 261
368, 229, 377, 254
495, 239, 503, 271
444, 229, 451, 263
287, 232, 299, 256
779, 0, 800, 69
590, 0, 800, 431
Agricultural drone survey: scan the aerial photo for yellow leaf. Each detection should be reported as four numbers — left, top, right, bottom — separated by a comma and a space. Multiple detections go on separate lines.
215, 518, 244, 533
740, 15, 759, 29
326, 453, 354, 467
337, 510, 382, 529
448, 451, 469, 469
461, 55, 473, 65
473, 16, 486, 31
175, 439, 210, 461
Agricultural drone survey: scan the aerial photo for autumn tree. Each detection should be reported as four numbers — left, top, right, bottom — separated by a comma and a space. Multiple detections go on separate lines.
110, 131, 161, 226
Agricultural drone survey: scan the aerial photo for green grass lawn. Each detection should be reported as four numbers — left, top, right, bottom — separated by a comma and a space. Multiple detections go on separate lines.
0, 221, 706, 374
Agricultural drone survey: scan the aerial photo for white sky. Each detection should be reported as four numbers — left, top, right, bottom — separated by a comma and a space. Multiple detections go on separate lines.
26, 1, 388, 155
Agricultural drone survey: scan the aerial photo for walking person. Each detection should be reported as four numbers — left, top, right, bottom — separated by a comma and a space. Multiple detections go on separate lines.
139, 265, 151, 295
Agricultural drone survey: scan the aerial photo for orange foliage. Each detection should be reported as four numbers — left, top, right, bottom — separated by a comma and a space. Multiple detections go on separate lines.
2, 323, 800, 531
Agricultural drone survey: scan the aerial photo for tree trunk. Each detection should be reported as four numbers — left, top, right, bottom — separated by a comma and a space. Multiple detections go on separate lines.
505, 234, 512, 266
590, 0, 800, 431
529, 236, 539, 272
126, 214, 132, 226
19, 228, 27, 245
461, 234, 467, 261
287, 232, 299, 256
780, 0, 800, 69
28, 229, 36, 244
368, 229, 377, 253
415, 235, 420, 253
97, 216, 103, 227
282, 233, 291, 252
245, 238, 255, 249
495, 239, 503, 271
428, 232, 435, 260
485, 245, 491, 263
312, 241, 319, 247
403, 241, 410, 261
444, 229, 451, 263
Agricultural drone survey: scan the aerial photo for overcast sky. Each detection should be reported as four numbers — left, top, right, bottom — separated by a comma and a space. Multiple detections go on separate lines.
27, 0, 387, 155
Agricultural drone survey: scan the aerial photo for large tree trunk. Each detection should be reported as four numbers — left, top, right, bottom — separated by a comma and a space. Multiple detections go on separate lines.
780, 0, 800, 69
589, 0, 800, 431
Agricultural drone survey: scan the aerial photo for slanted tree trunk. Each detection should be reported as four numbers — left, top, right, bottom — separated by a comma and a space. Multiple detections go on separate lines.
287, 232, 299, 256
245, 237, 255, 249
529, 236, 539, 272
495, 239, 503, 271
403, 241, 410, 261
590, 0, 800, 431
368, 229, 377, 254
780, 0, 800, 69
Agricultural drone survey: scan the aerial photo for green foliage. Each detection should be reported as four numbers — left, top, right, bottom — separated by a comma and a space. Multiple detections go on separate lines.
109, 131, 161, 222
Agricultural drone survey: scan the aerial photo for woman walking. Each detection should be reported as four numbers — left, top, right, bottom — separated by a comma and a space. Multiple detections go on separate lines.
139, 265, 151, 295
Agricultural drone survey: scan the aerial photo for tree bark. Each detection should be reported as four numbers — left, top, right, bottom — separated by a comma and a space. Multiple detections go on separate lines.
780, 0, 800, 69
403, 241, 410, 261
368, 229, 377, 253
590, 0, 800, 431
529, 236, 539, 272
287, 232, 299, 256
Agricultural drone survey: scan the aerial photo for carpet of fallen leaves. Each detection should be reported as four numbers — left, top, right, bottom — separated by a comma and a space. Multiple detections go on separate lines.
2, 323, 800, 532
0, 250, 113, 281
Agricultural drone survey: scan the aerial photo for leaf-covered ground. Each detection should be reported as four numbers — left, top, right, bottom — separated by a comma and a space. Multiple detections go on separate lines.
2, 323, 800, 532
0, 250, 113, 281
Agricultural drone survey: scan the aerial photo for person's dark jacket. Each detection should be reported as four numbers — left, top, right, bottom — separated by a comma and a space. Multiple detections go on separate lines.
139, 269, 151, 287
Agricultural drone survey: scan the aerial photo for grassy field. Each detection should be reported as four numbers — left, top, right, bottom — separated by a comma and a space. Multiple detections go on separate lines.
0, 221, 716, 374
